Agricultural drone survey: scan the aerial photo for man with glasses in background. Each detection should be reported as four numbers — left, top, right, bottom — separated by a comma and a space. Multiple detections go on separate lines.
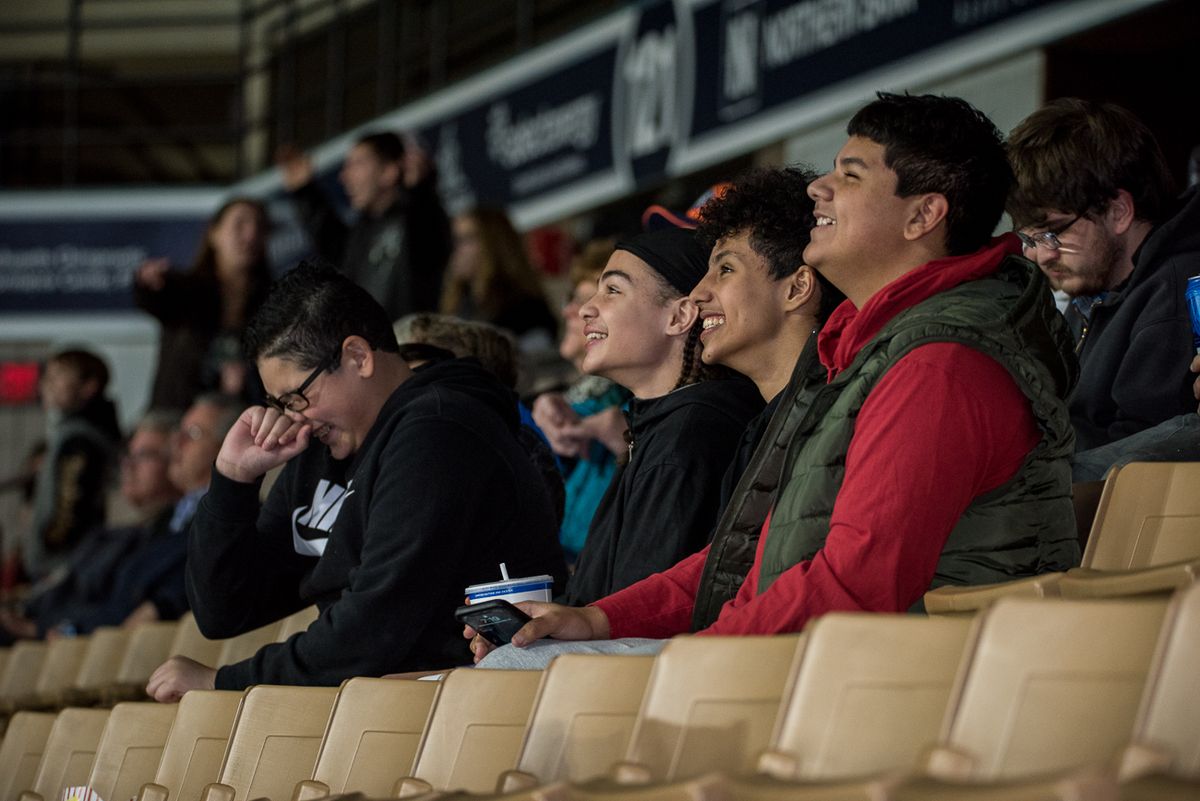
3, 396, 241, 640
146, 260, 565, 701
1007, 99, 1200, 476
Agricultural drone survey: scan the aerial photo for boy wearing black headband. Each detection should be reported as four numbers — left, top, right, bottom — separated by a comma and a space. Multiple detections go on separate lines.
560, 227, 763, 605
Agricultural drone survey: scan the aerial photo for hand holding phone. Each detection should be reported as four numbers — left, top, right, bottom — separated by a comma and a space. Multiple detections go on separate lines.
454, 599, 533, 647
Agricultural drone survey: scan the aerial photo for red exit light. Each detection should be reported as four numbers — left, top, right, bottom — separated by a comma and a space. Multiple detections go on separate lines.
0, 362, 40, 405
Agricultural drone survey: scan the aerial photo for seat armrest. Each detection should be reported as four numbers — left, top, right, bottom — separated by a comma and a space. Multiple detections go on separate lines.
498, 769, 540, 793
920, 744, 978, 781
1118, 741, 1175, 781
757, 748, 802, 780
1060, 559, 1200, 599
393, 776, 434, 797
292, 779, 331, 801
924, 574, 1063, 615
136, 783, 170, 801
199, 782, 236, 801
611, 761, 653, 784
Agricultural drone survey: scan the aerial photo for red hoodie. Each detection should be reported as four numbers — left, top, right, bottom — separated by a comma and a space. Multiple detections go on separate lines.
594, 236, 1041, 637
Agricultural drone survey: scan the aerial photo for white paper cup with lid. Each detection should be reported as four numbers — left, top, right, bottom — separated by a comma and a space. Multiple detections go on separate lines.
464, 574, 554, 605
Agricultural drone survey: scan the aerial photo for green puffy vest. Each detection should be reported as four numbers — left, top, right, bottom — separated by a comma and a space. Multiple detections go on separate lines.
757, 255, 1080, 600
690, 334, 826, 630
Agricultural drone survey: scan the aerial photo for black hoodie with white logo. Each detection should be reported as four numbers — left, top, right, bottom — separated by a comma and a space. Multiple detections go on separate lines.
187, 358, 566, 688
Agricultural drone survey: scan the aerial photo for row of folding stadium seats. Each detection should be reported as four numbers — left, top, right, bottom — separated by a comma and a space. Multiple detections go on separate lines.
2, 458, 1195, 800
1, 583, 1196, 801
924, 460, 1200, 613
0, 606, 318, 715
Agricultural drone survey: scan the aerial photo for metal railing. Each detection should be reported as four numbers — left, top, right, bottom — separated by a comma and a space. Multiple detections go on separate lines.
0, 0, 617, 187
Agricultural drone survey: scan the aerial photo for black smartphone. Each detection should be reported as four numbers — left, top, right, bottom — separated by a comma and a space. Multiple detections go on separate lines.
455, 599, 533, 646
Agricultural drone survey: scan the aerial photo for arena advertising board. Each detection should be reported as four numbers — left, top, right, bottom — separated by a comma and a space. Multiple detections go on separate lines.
0, 0, 1158, 312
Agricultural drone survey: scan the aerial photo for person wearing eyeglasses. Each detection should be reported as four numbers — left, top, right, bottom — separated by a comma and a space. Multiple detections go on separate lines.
2, 411, 181, 643
1007, 99, 1200, 465
145, 260, 566, 701
5, 398, 241, 642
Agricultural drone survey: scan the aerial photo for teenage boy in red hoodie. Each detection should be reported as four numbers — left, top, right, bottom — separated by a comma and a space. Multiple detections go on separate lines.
469, 93, 1079, 665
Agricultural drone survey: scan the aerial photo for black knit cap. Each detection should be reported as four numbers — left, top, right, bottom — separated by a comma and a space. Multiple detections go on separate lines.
613, 226, 709, 295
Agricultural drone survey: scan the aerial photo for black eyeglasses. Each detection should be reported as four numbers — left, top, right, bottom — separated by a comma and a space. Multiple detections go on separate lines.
265, 351, 339, 413
1016, 215, 1080, 253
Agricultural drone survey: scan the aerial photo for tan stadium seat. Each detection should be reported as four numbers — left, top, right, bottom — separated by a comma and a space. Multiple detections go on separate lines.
0, 642, 47, 710
198, 684, 338, 801
925, 461, 1200, 614
169, 611, 225, 667
276, 605, 320, 641
85, 702, 178, 801
1117, 582, 1200, 798
395, 668, 544, 796
497, 654, 656, 792
12, 636, 90, 711
558, 616, 972, 801
762, 613, 972, 782
0, 712, 56, 801
16, 707, 110, 801
0, 647, 10, 685
600, 635, 804, 786
214, 618, 286, 667
876, 596, 1171, 800
1054, 461, 1200, 601
67, 626, 131, 705
1081, 461, 1200, 569
650, 600, 1167, 801
135, 689, 242, 801
1059, 556, 1200, 600
292, 677, 440, 799
108, 620, 180, 702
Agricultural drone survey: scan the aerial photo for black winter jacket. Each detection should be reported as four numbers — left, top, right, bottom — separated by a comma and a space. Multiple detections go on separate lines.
561, 376, 763, 606
134, 270, 270, 410
1068, 186, 1200, 451
188, 359, 566, 688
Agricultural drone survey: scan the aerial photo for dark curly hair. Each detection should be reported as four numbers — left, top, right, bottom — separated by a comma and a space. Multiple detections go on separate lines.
695, 166, 845, 322
848, 92, 1012, 256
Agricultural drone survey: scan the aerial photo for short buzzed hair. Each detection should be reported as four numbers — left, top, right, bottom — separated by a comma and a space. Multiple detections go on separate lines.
244, 260, 399, 371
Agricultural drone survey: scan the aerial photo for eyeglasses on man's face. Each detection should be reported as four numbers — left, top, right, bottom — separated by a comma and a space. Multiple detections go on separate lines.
265, 351, 339, 414
1017, 215, 1081, 254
